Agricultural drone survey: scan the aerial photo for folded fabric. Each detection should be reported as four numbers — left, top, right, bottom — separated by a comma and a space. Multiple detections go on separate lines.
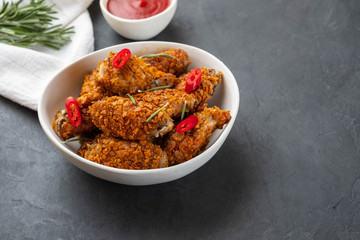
0, 0, 94, 111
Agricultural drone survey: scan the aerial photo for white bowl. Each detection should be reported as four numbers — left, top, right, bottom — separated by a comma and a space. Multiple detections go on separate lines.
38, 41, 240, 185
99, 0, 177, 40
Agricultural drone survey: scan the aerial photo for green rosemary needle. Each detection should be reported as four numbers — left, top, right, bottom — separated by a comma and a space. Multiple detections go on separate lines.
127, 93, 136, 105
180, 100, 186, 121
0, 0, 74, 50
145, 85, 171, 92
146, 102, 169, 122
139, 53, 174, 59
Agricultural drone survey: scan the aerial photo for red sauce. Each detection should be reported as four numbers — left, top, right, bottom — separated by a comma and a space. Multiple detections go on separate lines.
107, 0, 171, 20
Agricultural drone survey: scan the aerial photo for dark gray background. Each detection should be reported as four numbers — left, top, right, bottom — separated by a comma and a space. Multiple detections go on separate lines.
1, 0, 360, 239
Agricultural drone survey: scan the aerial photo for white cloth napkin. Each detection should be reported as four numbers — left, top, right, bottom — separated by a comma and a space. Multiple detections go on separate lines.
0, 0, 94, 111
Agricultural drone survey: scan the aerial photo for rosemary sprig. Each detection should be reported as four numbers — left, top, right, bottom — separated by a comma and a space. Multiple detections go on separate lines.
0, 0, 74, 50
139, 53, 174, 59
145, 85, 171, 92
146, 102, 169, 122
62, 137, 87, 143
127, 93, 136, 105
180, 100, 186, 121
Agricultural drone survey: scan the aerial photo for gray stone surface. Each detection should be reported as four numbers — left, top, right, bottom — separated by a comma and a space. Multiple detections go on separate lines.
1, 0, 360, 239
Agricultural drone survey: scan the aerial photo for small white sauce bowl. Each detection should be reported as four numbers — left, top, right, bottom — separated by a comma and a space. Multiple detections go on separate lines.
99, 0, 177, 40
38, 41, 239, 186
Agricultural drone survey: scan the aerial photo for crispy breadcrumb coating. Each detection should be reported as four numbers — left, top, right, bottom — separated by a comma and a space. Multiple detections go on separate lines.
78, 134, 168, 169
164, 106, 231, 166
143, 48, 191, 76
175, 68, 223, 105
77, 70, 112, 108
89, 96, 174, 140
134, 89, 197, 117
97, 51, 166, 95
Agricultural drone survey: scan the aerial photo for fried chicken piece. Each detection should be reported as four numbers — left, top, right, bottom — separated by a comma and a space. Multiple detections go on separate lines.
135, 68, 223, 115
89, 96, 174, 140
164, 106, 231, 166
143, 48, 191, 76
97, 51, 178, 95
52, 70, 111, 140
88, 90, 195, 141
175, 68, 223, 105
78, 134, 168, 169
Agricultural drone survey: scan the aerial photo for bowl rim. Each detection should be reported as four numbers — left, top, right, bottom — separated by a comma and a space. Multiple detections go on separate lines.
38, 41, 240, 176
99, 0, 177, 23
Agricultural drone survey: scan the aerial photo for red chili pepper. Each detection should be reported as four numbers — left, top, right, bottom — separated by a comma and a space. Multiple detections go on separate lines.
112, 48, 131, 69
65, 97, 82, 127
185, 68, 202, 94
176, 115, 199, 133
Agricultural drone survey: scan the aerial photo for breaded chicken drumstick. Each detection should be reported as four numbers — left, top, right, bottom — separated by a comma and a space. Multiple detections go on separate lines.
175, 68, 223, 105
97, 51, 179, 95
142, 48, 191, 77
135, 68, 224, 116
89, 96, 175, 140
164, 106, 231, 166
78, 134, 168, 170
